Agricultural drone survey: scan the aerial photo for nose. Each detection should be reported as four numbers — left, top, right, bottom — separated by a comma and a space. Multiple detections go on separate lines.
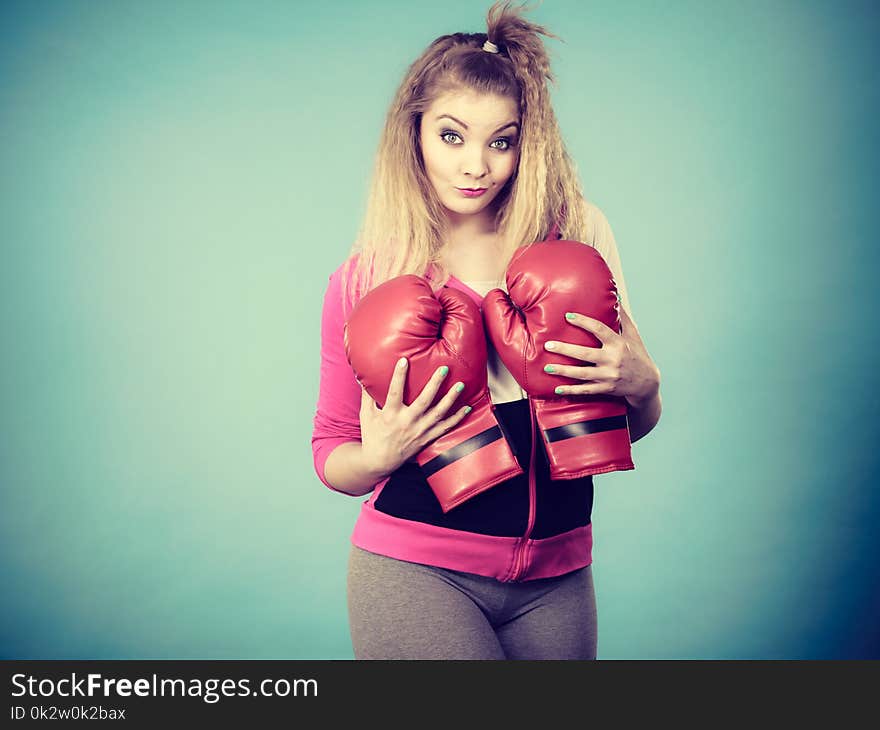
461, 147, 489, 180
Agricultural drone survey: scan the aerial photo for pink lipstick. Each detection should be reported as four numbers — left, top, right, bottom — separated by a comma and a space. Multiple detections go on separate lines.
457, 187, 487, 198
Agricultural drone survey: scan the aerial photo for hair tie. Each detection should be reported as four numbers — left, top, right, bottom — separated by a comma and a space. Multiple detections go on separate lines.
482, 39, 499, 54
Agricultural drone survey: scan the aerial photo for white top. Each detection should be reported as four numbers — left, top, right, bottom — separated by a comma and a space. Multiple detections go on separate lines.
461, 201, 633, 405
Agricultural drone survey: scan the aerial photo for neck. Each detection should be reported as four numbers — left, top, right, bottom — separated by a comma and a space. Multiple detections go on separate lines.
435, 203, 507, 281
442, 207, 497, 241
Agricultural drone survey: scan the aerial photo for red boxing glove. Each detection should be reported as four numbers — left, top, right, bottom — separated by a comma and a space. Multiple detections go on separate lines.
343, 274, 523, 512
482, 239, 634, 479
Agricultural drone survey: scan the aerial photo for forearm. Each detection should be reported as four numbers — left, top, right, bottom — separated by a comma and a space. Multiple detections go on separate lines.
627, 386, 662, 444
322, 441, 390, 497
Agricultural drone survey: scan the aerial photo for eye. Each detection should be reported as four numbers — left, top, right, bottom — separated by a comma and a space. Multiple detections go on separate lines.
491, 137, 515, 151
440, 130, 462, 144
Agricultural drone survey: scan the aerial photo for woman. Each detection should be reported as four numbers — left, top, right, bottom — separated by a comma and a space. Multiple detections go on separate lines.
311, 0, 662, 659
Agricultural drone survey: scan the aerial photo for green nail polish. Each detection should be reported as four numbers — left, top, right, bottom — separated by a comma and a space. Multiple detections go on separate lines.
544, 364, 555, 373
455, 382, 465, 392
555, 386, 564, 395
464, 406, 472, 414
439, 366, 449, 377
565, 312, 576, 320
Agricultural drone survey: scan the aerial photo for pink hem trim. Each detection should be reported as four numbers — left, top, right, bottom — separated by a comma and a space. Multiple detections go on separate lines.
350, 501, 592, 582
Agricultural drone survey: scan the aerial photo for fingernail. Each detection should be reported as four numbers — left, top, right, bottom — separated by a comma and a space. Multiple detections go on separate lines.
555, 386, 564, 394
545, 341, 556, 350
464, 406, 472, 414
439, 365, 449, 377
565, 312, 576, 320
397, 357, 407, 368
454, 382, 465, 392
544, 364, 555, 373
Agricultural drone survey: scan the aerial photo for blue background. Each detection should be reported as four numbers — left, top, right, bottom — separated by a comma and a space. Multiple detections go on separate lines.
1, 0, 878, 659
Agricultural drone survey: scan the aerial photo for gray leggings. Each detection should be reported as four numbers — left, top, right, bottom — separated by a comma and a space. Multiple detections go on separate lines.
347, 545, 598, 660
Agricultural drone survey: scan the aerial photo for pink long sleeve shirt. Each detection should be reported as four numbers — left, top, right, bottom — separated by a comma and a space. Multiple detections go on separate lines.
311, 202, 633, 581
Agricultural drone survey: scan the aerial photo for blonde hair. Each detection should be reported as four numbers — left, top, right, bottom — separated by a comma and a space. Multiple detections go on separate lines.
341, 0, 590, 308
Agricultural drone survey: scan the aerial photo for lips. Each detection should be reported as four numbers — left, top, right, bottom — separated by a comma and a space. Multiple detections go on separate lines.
457, 187, 488, 198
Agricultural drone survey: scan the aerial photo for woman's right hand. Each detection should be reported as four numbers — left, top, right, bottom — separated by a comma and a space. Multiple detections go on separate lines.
358, 357, 471, 478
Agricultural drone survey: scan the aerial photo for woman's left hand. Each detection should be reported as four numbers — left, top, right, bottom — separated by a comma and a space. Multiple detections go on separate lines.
543, 308, 660, 409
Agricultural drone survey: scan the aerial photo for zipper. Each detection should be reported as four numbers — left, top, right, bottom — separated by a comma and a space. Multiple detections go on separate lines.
507, 395, 538, 581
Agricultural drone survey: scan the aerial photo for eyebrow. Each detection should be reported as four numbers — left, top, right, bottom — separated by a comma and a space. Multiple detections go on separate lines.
435, 114, 519, 134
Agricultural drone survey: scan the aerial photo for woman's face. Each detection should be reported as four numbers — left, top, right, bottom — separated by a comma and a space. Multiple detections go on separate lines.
419, 89, 520, 223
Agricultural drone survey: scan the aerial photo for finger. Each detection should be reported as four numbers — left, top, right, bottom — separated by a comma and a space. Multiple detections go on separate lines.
543, 363, 613, 381
408, 364, 451, 415
544, 339, 604, 365
384, 357, 409, 409
360, 385, 378, 414
552, 382, 615, 397
563, 311, 617, 342
419, 379, 465, 428
421, 402, 471, 444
